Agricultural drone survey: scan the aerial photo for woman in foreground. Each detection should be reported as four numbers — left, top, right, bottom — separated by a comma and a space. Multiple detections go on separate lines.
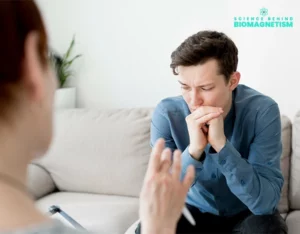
0, 1, 194, 234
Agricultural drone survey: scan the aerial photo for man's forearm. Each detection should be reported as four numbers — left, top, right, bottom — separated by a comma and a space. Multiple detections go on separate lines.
211, 141, 283, 214
180, 147, 205, 184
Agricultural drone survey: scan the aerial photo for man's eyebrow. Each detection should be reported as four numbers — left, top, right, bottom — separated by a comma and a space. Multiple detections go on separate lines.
178, 80, 187, 85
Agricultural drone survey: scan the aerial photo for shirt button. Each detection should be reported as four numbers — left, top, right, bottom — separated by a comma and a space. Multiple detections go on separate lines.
211, 173, 216, 179
241, 180, 246, 186
267, 162, 272, 166
220, 159, 226, 165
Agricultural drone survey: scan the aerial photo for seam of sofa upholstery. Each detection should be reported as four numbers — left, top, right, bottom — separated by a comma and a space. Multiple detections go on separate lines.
30, 162, 58, 189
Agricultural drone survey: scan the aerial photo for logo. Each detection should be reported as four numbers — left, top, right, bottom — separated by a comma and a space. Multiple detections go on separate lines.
234, 8, 293, 28
260, 8, 268, 17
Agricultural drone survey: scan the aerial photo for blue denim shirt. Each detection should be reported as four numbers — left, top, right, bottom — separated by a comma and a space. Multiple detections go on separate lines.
150, 84, 283, 216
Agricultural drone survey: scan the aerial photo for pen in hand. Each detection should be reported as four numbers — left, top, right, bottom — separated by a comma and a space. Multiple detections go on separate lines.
182, 206, 196, 226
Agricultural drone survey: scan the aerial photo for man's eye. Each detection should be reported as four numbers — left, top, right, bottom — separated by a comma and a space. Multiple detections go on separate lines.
181, 86, 189, 90
202, 87, 213, 91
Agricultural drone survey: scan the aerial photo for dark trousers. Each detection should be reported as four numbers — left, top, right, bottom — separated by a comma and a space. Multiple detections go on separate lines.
135, 204, 288, 234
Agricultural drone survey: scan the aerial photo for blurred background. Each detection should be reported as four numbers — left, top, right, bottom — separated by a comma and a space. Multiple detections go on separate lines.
36, 0, 299, 120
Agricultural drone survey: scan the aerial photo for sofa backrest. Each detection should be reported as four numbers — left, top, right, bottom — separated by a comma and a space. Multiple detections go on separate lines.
36, 108, 294, 209
289, 111, 300, 209
37, 108, 153, 197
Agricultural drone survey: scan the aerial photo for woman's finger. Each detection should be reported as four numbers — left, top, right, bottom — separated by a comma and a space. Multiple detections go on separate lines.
183, 165, 195, 191
171, 149, 182, 180
160, 148, 172, 173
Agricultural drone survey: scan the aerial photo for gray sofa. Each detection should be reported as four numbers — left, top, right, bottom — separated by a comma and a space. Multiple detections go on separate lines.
26, 108, 300, 234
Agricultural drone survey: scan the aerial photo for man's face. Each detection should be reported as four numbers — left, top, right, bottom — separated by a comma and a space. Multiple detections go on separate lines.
177, 59, 239, 116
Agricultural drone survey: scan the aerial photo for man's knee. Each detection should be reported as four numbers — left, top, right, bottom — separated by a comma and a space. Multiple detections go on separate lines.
236, 212, 288, 234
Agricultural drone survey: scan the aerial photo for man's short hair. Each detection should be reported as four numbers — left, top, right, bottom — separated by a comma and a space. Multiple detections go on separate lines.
170, 30, 238, 82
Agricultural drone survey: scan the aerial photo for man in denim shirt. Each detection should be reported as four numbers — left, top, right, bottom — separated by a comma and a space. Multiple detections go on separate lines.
136, 31, 288, 234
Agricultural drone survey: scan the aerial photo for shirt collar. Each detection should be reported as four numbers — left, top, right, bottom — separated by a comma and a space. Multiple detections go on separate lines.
224, 90, 236, 126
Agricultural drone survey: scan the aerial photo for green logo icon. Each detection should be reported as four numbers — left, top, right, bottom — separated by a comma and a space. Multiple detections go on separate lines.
233, 7, 293, 28
260, 8, 268, 16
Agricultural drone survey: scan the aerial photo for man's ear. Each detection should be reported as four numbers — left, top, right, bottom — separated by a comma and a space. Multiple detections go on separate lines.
228, 72, 240, 91
22, 31, 45, 103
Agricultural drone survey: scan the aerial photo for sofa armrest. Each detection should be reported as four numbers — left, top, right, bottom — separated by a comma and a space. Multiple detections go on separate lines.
26, 163, 56, 200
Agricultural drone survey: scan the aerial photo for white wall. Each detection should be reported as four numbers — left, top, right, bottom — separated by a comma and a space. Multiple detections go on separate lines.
36, 0, 299, 120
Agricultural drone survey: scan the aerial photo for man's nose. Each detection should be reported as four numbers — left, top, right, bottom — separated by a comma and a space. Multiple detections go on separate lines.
190, 90, 203, 109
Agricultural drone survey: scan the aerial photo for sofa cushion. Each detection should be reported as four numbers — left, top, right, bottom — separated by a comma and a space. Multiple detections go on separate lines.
289, 111, 300, 209
36, 192, 139, 234
125, 220, 139, 234
286, 211, 300, 234
280, 213, 287, 220
26, 163, 56, 200
37, 108, 153, 197
277, 115, 292, 213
